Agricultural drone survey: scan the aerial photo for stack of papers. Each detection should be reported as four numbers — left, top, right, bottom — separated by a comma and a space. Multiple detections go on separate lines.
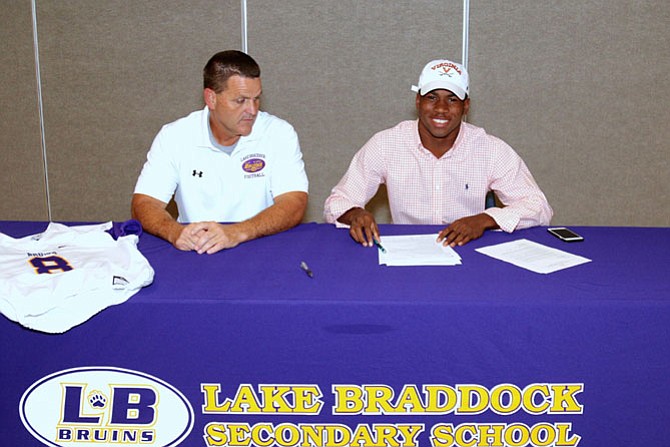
378, 234, 461, 266
475, 239, 591, 274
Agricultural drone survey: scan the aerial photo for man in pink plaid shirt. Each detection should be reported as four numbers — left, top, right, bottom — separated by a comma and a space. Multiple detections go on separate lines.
324, 59, 553, 247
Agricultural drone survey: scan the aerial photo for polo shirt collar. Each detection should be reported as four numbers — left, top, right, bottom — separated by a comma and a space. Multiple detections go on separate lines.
198, 107, 263, 152
198, 107, 216, 150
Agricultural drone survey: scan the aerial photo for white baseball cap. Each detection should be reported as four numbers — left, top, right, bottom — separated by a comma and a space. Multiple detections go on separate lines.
411, 59, 469, 100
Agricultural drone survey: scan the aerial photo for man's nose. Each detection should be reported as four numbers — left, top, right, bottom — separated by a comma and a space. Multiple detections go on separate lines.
434, 98, 449, 112
246, 99, 260, 115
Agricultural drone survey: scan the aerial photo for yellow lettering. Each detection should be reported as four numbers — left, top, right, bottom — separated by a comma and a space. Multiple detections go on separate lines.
299, 425, 322, 447
456, 385, 489, 415
375, 425, 400, 447
275, 424, 300, 447
230, 385, 262, 413
395, 385, 425, 413
555, 423, 581, 446
549, 384, 584, 413
430, 424, 455, 447
227, 424, 251, 446
396, 424, 424, 447
503, 424, 530, 447
529, 423, 555, 447
490, 384, 522, 415
350, 424, 375, 446
204, 423, 228, 446
292, 386, 323, 413
364, 385, 396, 414
522, 384, 550, 414
202, 384, 324, 415
250, 423, 275, 447
454, 424, 477, 447
332, 385, 365, 414
423, 385, 457, 413
201, 384, 231, 413
324, 424, 352, 447
429, 423, 580, 447
260, 386, 293, 413
476, 424, 504, 447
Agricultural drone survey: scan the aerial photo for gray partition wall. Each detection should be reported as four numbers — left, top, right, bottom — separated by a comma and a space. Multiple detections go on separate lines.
2, 1, 669, 227
1, 0, 241, 222
250, 0, 464, 225
1, 3, 47, 220
468, 1, 670, 227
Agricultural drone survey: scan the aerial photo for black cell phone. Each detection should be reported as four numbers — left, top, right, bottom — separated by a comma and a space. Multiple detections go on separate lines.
547, 227, 584, 242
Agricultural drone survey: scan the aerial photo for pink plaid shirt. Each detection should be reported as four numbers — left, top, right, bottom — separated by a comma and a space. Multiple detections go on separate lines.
324, 120, 553, 232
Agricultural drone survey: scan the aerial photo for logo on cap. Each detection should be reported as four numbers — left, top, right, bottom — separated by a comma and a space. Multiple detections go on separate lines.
432, 61, 463, 76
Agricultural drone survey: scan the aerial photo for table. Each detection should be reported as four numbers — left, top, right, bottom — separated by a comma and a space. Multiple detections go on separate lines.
1, 221, 669, 447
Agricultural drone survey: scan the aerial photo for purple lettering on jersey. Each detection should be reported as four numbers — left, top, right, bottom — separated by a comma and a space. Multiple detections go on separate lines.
29, 256, 73, 274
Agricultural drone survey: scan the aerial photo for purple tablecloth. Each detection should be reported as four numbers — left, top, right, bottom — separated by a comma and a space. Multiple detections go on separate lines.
1, 221, 668, 446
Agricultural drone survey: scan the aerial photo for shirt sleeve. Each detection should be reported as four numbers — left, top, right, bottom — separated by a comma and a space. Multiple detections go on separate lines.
133, 129, 179, 204
323, 135, 386, 224
483, 142, 553, 232
268, 123, 309, 198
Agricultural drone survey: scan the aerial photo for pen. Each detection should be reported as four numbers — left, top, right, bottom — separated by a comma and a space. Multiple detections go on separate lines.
300, 261, 314, 278
374, 239, 387, 253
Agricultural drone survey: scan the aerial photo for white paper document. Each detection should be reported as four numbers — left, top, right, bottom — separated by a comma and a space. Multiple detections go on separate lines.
378, 234, 462, 266
475, 238, 591, 274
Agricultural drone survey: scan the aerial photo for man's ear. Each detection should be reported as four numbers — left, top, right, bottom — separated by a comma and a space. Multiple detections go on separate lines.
204, 88, 217, 109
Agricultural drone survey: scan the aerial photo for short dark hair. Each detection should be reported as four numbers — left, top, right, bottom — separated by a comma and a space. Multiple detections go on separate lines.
203, 50, 261, 93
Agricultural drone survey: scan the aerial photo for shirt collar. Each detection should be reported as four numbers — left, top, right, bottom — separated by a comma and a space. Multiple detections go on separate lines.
197, 107, 263, 152
413, 119, 468, 159
198, 107, 216, 150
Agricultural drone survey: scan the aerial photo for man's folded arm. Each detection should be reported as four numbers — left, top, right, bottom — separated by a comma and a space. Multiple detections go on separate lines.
132, 191, 307, 254
232, 190, 308, 242
131, 193, 184, 246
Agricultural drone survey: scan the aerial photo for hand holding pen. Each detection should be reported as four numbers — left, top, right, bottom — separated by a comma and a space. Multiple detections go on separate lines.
373, 239, 386, 253
338, 208, 380, 248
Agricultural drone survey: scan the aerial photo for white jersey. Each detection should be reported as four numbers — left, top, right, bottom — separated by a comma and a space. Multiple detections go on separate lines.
0, 222, 154, 333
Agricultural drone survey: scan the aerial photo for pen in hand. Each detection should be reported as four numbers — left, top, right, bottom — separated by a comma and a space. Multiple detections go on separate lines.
373, 239, 386, 253
300, 261, 314, 278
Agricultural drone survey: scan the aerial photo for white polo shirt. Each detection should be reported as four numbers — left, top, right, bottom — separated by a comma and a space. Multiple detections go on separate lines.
134, 107, 309, 223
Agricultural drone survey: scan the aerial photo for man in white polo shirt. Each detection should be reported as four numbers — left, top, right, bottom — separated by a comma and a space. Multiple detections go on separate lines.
324, 59, 552, 247
133, 51, 308, 254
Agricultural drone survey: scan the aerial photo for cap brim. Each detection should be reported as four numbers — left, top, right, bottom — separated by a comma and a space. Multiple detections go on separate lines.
418, 80, 467, 100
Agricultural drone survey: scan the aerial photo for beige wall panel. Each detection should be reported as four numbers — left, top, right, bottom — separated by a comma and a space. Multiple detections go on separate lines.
249, 0, 464, 223
36, 0, 241, 221
0, 2, 48, 220
469, 1, 669, 227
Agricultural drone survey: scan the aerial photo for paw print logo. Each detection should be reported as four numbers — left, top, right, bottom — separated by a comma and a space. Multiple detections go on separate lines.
88, 391, 108, 409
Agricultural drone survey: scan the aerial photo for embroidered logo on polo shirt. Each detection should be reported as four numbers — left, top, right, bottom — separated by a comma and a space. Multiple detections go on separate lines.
192, 170, 203, 177
241, 154, 266, 179
242, 158, 265, 173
